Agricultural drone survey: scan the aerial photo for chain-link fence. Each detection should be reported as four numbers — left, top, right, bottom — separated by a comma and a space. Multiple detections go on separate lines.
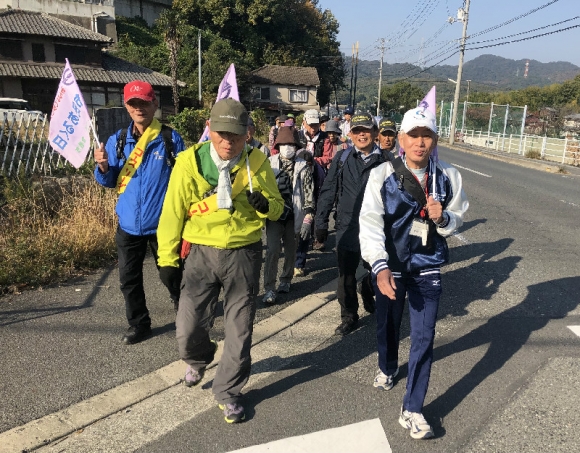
438, 101, 579, 166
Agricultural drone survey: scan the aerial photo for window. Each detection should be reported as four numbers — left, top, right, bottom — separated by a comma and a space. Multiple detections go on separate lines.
259, 87, 270, 100
32, 43, 45, 63
0, 39, 23, 60
289, 89, 307, 103
55, 44, 86, 64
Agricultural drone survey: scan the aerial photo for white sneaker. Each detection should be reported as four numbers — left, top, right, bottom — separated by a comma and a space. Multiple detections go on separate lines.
399, 407, 434, 439
262, 290, 277, 304
373, 368, 399, 391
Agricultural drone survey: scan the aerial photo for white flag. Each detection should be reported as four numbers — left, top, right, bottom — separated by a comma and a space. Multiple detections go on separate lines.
49, 59, 92, 168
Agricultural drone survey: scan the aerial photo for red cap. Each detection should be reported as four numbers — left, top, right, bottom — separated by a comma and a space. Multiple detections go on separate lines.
124, 81, 156, 102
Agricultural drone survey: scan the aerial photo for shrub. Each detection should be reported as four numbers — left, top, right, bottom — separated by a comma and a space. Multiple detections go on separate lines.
525, 149, 542, 160
168, 107, 210, 146
0, 176, 117, 294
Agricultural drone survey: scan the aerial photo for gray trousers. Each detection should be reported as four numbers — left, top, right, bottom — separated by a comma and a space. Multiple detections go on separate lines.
263, 217, 296, 291
176, 242, 261, 404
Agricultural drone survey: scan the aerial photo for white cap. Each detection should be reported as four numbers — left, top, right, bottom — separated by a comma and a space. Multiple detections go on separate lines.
304, 109, 320, 124
400, 107, 437, 133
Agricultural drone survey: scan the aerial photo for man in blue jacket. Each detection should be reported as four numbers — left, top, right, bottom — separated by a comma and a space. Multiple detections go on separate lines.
94, 80, 185, 345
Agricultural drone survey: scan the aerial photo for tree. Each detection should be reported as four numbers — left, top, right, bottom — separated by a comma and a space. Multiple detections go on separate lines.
157, 10, 188, 114
380, 82, 424, 113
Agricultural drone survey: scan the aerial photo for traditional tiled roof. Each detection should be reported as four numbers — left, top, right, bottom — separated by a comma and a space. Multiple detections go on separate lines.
250, 65, 319, 87
0, 54, 184, 87
0, 9, 112, 43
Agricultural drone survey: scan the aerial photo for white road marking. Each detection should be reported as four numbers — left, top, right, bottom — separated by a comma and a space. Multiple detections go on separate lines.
453, 232, 471, 244
567, 326, 580, 337
451, 163, 492, 178
226, 419, 392, 453
560, 200, 580, 208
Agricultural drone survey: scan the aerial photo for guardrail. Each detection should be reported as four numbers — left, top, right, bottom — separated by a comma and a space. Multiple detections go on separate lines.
440, 127, 580, 167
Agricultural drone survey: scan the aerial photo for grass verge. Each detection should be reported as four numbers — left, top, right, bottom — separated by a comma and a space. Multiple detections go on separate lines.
0, 175, 118, 295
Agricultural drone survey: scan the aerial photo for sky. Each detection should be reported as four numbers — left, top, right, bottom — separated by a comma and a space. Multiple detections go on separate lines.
317, 0, 580, 67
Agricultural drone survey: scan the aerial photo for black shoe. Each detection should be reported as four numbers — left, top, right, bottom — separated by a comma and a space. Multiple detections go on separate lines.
122, 326, 152, 345
362, 296, 375, 314
335, 319, 357, 336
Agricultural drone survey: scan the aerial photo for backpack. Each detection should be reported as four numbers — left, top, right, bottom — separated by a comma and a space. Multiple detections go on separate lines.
116, 124, 176, 167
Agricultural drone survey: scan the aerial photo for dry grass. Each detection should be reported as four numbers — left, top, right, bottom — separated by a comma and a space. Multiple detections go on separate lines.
0, 176, 118, 294
525, 149, 542, 160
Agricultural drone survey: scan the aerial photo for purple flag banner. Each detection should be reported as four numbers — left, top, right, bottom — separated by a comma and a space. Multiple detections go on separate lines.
199, 63, 240, 142
48, 59, 92, 168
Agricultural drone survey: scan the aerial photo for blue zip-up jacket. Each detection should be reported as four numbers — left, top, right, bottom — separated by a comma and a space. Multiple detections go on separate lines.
359, 158, 469, 276
94, 122, 185, 236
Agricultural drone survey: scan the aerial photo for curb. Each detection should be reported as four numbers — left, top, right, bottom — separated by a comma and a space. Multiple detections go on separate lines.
0, 279, 338, 453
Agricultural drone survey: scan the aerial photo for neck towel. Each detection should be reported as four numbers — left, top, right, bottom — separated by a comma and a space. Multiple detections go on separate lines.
210, 143, 242, 209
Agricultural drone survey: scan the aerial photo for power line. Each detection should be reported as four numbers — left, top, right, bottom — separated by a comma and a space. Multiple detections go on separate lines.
467, 16, 580, 45
470, 0, 561, 38
466, 22, 580, 50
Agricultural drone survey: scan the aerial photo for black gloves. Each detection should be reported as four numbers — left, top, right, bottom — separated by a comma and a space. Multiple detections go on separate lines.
159, 266, 182, 294
315, 229, 328, 243
246, 190, 269, 214
297, 150, 313, 165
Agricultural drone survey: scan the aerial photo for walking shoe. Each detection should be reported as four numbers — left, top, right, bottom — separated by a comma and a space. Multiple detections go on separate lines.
312, 240, 325, 251
277, 282, 291, 293
218, 403, 246, 424
334, 319, 357, 336
262, 289, 277, 304
293, 268, 305, 277
373, 368, 399, 391
184, 340, 218, 387
122, 326, 152, 345
399, 407, 434, 439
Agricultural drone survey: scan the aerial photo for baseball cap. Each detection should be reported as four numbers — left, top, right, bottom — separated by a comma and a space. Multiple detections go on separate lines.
320, 114, 329, 123
379, 118, 397, 133
304, 109, 320, 124
287, 113, 295, 119
343, 106, 354, 115
400, 107, 437, 133
124, 81, 156, 102
350, 112, 375, 129
209, 98, 249, 136
325, 120, 342, 134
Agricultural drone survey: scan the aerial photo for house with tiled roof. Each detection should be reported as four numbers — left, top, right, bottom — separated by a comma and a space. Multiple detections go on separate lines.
0, 9, 181, 118
249, 64, 320, 117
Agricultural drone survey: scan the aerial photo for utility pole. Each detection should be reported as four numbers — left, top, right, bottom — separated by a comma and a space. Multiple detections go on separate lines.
198, 29, 202, 104
349, 44, 355, 107
377, 38, 386, 117
466, 79, 471, 102
352, 41, 359, 111
449, 0, 470, 146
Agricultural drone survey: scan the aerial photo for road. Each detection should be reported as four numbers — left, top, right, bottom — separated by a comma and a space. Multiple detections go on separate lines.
2, 145, 580, 452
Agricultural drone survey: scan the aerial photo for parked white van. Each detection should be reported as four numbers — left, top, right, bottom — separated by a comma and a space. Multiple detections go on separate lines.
0, 98, 46, 124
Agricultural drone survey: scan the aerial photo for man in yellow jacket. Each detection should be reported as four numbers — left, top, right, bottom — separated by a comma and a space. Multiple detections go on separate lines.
157, 98, 283, 424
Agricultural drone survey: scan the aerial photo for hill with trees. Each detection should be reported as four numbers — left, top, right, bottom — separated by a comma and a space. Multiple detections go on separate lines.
341, 54, 580, 112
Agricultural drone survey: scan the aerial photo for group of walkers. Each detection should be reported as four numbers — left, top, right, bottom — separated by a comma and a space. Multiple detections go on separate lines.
93, 80, 468, 437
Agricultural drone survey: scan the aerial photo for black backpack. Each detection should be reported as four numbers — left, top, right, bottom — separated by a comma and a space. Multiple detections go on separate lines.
116, 124, 176, 167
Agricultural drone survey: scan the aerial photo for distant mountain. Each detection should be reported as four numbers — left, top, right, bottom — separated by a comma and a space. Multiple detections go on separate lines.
340, 54, 580, 107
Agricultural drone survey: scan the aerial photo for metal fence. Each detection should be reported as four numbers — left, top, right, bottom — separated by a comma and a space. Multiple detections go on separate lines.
438, 101, 580, 167
0, 111, 96, 177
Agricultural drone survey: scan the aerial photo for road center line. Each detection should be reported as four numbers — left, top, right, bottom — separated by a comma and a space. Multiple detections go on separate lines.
560, 200, 580, 208
567, 326, 580, 337
451, 163, 492, 178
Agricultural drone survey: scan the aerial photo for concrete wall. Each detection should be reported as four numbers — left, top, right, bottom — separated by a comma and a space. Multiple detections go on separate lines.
0, 0, 117, 40
114, 0, 170, 25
